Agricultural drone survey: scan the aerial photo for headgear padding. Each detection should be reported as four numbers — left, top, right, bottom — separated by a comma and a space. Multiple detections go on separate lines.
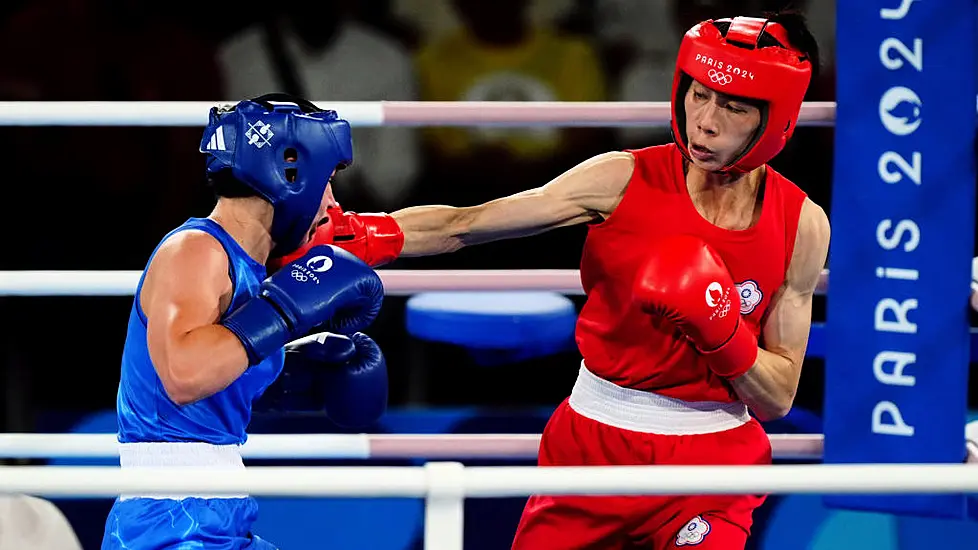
671, 17, 812, 175
200, 94, 353, 256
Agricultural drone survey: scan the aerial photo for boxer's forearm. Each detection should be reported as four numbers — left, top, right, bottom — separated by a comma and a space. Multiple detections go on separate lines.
392, 205, 471, 256
392, 202, 545, 256
391, 175, 607, 257
157, 325, 250, 406
729, 348, 800, 421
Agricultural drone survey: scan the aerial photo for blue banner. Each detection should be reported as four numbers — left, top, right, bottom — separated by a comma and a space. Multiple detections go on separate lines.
824, 0, 975, 517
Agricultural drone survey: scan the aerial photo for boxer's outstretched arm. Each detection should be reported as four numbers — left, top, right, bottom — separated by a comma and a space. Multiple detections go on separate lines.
391, 152, 634, 256
730, 199, 831, 421
142, 231, 250, 405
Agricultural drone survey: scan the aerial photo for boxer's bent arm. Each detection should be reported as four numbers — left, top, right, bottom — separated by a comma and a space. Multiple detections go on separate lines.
142, 231, 250, 406
391, 151, 633, 256
730, 199, 831, 421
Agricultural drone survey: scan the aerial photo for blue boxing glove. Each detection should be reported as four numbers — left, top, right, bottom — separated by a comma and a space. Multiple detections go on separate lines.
321, 332, 388, 427
222, 245, 383, 365
253, 332, 388, 424
251, 332, 340, 414
283, 332, 388, 427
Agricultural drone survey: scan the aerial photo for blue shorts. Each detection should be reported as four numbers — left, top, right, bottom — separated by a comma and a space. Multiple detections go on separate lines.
101, 497, 277, 550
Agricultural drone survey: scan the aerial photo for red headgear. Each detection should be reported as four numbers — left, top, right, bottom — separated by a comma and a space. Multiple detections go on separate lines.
670, 17, 812, 175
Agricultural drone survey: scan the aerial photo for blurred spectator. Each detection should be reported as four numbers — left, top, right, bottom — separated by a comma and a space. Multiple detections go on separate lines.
352, 0, 423, 50
591, 0, 681, 83
793, 0, 835, 100
613, 0, 751, 147
414, 0, 609, 200
218, 1, 421, 210
394, 0, 576, 45
0, 0, 223, 269
763, 0, 834, 77
590, 0, 834, 83
392, 0, 459, 43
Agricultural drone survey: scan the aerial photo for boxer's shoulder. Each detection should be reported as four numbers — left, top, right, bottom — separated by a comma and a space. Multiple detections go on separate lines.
152, 229, 229, 275
784, 198, 831, 292
141, 229, 232, 308
578, 151, 635, 188
796, 199, 831, 249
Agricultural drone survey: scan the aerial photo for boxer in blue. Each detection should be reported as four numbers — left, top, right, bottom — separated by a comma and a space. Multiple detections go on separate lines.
101, 94, 388, 550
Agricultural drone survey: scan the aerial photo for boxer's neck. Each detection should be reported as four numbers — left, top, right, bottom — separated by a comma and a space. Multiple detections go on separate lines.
685, 165, 766, 231
209, 197, 275, 264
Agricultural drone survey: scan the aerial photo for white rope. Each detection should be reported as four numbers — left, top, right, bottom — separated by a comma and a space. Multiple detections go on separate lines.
0, 101, 837, 127
0, 269, 828, 296
0, 270, 143, 296
0, 102, 384, 127
0, 434, 371, 460
0, 433, 823, 461
460, 464, 978, 497
0, 465, 428, 498
0, 463, 974, 498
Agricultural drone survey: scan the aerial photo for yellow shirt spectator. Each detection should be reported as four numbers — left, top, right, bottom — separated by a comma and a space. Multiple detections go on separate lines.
416, 28, 607, 159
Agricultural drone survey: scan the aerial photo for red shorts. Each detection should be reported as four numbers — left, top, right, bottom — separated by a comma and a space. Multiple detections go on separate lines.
511, 398, 771, 550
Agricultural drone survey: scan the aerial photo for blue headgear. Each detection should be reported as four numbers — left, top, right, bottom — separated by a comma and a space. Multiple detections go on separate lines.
199, 94, 353, 256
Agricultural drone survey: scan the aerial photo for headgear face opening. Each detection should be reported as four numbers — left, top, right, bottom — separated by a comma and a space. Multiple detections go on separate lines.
670, 17, 812, 176
199, 93, 354, 256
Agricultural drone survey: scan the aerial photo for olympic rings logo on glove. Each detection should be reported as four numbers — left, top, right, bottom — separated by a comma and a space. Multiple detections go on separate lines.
708, 69, 733, 86
291, 269, 309, 283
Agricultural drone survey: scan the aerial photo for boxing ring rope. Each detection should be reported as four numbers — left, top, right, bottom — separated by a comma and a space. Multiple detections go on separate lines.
8, 268, 978, 359
3, 463, 976, 498
0, 101, 838, 127
0, 268, 827, 296
0, 433, 824, 461
2, 462, 976, 550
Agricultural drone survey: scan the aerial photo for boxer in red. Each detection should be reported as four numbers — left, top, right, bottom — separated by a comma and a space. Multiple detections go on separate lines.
272, 12, 829, 549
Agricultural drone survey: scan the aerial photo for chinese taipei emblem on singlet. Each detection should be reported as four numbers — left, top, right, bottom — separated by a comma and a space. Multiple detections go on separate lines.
736, 280, 762, 315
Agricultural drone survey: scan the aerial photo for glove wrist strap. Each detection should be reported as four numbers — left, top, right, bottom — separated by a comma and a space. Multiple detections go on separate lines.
221, 298, 292, 366
702, 317, 758, 379
360, 213, 404, 267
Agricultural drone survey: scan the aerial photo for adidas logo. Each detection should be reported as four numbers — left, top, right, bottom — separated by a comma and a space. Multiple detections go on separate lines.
206, 126, 226, 151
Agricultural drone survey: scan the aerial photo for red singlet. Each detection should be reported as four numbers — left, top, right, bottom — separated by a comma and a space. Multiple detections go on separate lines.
576, 143, 807, 402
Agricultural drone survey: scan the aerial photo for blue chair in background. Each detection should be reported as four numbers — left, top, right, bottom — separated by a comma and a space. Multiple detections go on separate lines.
404, 291, 578, 403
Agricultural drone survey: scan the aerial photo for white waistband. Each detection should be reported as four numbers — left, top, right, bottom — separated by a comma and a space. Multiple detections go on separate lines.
118, 442, 246, 501
568, 363, 749, 435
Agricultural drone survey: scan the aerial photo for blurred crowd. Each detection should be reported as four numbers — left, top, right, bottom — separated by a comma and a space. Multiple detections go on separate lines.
0, 0, 836, 431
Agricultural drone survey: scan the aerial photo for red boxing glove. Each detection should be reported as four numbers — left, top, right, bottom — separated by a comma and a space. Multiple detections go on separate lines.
632, 234, 757, 379
268, 213, 337, 272
331, 207, 404, 268
268, 205, 404, 271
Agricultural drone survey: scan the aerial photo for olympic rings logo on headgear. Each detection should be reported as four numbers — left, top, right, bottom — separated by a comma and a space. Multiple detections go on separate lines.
291, 269, 308, 283
670, 17, 812, 175
708, 69, 733, 86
